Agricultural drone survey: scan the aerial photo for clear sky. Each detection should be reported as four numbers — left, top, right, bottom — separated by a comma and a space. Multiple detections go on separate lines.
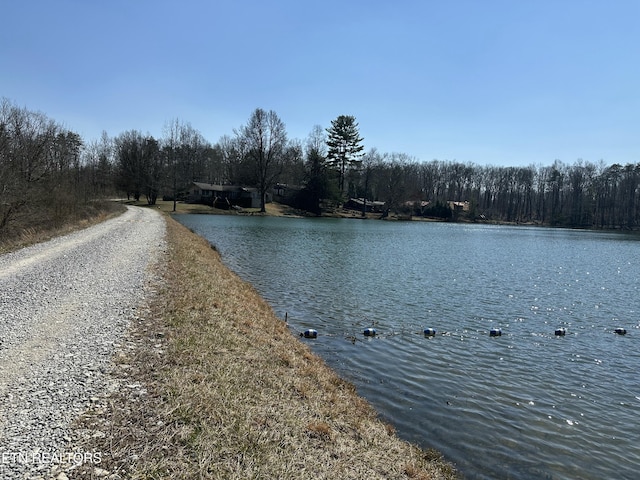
2, 0, 638, 167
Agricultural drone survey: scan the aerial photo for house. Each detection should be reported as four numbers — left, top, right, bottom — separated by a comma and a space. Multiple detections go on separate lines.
403, 200, 432, 215
447, 201, 470, 212
404, 200, 431, 208
187, 182, 265, 209
344, 197, 386, 213
272, 183, 303, 207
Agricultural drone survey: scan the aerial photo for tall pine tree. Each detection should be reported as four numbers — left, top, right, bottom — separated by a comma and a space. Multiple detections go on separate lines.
326, 115, 364, 196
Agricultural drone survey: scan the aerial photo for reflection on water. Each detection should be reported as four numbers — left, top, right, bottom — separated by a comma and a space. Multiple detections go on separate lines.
177, 215, 640, 480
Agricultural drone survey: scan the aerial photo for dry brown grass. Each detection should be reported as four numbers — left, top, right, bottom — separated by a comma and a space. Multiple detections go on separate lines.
0, 201, 126, 254
141, 199, 225, 215
128, 199, 303, 217
71, 214, 459, 479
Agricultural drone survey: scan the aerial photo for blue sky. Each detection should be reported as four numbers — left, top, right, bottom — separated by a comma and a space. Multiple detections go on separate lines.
2, 0, 639, 167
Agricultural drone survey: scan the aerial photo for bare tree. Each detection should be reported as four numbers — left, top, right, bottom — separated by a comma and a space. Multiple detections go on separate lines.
0, 99, 58, 233
307, 124, 327, 159
114, 130, 159, 203
281, 138, 305, 186
299, 126, 333, 214
217, 134, 250, 185
236, 108, 288, 212
359, 148, 382, 216
162, 119, 209, 210
0, 98, 94, 238
162, 119, 181, 211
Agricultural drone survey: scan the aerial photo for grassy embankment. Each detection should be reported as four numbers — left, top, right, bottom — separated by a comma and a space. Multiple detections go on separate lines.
142, 198, 387, 219
0, 201, 126, 254
72, 207, 459, 479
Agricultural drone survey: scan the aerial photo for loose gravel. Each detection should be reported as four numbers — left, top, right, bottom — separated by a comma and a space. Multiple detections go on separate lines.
0, 206, 166, 479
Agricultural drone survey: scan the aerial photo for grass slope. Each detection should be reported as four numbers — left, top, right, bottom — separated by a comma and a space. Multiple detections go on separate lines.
0, 201, 125, 254
74, 213, 459, 479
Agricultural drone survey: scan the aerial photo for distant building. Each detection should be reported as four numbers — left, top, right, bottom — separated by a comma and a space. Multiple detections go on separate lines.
447, 201, 470, 212
187, 182, 266, 209
404, 200, 431, 209
273, 183, 303, 206
344, 197, 386, 213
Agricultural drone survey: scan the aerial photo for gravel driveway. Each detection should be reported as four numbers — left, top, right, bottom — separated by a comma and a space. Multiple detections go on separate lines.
0, 206, 166, 479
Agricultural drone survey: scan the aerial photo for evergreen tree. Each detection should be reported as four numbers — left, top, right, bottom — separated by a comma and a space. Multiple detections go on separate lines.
326, 115, 364, 196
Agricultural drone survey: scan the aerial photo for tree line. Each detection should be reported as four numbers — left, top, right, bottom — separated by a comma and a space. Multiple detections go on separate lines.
1, 97, 639, 244
370, 158, 640, 229
1, 98, 97, 242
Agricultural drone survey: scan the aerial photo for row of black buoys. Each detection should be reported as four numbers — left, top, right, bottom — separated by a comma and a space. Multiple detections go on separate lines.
304, 327, 378, 338
304, 327, 438, 338
553, 327, 628, 336
300, 326, 630, 339
303, 327, 380, 338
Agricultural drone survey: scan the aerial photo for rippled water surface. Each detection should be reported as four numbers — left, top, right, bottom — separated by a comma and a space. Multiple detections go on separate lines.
177, 215, 640, 480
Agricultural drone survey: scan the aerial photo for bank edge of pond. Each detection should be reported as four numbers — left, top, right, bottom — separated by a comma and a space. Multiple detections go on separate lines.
164, 199, 640, 232
72, 213, 459, 479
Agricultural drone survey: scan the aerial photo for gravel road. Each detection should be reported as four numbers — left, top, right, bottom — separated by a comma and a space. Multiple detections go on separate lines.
0, 206, 166, 479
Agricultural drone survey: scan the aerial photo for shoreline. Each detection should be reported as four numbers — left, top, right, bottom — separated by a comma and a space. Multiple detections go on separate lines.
71, 212, 459, 479
147, 199, 639, 232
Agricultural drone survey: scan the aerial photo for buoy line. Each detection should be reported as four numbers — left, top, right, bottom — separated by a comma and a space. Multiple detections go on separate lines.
286, 314, 632, 341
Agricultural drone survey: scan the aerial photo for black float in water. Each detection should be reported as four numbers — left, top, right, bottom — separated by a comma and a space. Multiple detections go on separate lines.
489, 328, 502, 337
614, 328, 627, 335
302, 329, 318, 338
555, 327, 567, 336
424, 328, 436, 337
363, 327, 377, 337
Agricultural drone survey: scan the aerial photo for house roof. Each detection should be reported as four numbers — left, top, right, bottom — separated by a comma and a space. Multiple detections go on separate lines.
404, 200, 431, 207
192, 182, 257, 193
347, 197, 386, 207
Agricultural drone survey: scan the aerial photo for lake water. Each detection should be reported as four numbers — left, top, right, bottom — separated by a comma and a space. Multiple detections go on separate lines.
177, 214, 640, 480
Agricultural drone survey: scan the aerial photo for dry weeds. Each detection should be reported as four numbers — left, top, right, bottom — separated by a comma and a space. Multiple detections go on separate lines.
73, 215, 459, 479
0, 201, 126, 254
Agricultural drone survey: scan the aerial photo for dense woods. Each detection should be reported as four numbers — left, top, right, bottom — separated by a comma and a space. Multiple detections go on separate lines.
1, 98, 639, 243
